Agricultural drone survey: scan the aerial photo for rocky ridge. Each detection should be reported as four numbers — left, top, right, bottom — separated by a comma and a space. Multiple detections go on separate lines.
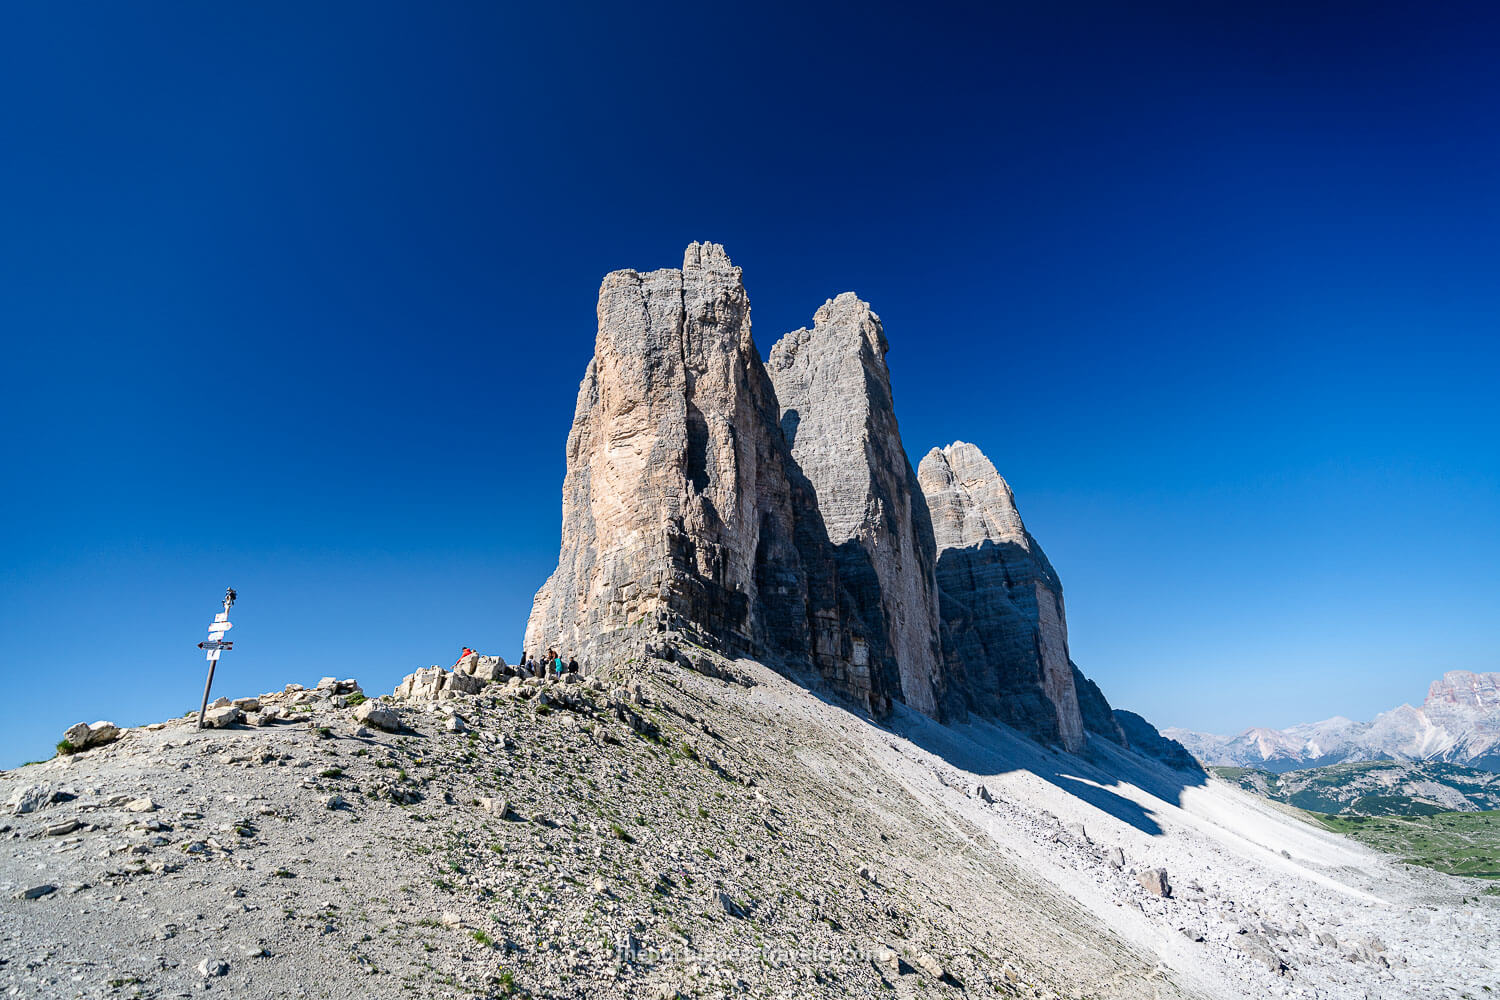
5, 647, 1493, 1000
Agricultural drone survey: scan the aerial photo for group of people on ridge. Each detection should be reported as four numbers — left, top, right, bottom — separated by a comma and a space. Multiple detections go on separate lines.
518, 648, 578, 678
451, 647, 580, 679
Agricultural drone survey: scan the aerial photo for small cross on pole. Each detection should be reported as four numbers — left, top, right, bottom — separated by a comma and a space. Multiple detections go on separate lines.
196, 587, 238, 730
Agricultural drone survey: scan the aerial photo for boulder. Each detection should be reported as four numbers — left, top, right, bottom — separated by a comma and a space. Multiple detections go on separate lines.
912, 951, 945, 979
6, 784, 55, 815
202, 706, 243, 729
447, 671, 485, 696
353, 700, 401, 732
473, 656, 507, 682
61, 720, 119, 752
1137, 867, 1172, 897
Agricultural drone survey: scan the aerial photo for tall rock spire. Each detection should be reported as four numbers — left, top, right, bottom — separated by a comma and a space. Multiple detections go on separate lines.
917, 442, 1086, 751
767, 294, 948, 718
524, 243, 807, 663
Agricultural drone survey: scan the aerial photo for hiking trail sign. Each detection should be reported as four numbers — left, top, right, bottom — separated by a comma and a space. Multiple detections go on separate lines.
196, 588, 237, 730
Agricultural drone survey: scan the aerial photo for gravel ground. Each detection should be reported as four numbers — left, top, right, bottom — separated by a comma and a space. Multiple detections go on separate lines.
1, 643, 1495, 999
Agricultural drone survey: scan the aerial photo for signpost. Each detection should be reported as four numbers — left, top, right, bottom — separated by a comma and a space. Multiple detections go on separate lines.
196, 588, 238, 730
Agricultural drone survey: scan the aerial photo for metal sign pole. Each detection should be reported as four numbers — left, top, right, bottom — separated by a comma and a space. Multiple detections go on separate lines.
196, 588, 237, 730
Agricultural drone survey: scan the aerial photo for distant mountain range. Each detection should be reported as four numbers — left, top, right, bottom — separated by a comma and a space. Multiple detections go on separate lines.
1211, 760, 1500, 816
1165, 671, 1500, 773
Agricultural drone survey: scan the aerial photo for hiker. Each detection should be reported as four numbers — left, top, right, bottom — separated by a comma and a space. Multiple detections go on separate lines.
546, 650, 558, 678
452, 647, 475, 670
567, 657, 579, 675
553, 652, 565, 676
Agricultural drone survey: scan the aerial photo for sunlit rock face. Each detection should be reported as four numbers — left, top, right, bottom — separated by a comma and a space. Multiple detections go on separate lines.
918, 442, 1086, 751
525, 243, 806, 665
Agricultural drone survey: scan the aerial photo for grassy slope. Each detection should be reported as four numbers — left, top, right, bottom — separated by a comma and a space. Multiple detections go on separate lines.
1309, 811, 1500, 881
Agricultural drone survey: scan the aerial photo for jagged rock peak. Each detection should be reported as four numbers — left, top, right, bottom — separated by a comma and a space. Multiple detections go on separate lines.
772, 292, 890, 373
921, 441, 1035, 557
918, 441, 1085, 750
682, 240, 738, 274
768, 293, 948, 719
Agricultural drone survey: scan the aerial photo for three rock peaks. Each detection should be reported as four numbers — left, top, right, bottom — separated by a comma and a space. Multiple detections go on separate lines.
526, 244, 1143, 754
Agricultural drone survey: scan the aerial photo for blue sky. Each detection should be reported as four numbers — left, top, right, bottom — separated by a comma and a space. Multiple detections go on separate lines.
2, 2, 1496, 766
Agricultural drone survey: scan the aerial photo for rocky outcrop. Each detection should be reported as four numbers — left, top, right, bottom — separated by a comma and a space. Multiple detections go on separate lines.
1114, 711, 1204, 773
917, 442, 1085, 750
1072, 664, 1127, 745
767, 294, 947, 718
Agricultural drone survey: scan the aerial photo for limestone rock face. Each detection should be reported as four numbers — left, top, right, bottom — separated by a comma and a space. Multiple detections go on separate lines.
524, 245, 824, 688
767, 295, 947, 717
917, 442, 1085, 750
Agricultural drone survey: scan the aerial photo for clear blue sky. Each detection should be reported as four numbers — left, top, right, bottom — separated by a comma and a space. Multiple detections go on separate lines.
2, 2, 1496, 766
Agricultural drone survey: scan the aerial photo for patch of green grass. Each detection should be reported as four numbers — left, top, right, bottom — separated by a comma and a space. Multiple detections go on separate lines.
1315, 810, 1500, 879
55, 740, 78, 756
609, 823, 634, 844
320, 768, 344, 779
471, 929, 495, 947
345, 693, 368, 707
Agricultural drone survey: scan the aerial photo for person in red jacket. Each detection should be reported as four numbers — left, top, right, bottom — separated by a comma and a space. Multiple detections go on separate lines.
452, 647, 475, 669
